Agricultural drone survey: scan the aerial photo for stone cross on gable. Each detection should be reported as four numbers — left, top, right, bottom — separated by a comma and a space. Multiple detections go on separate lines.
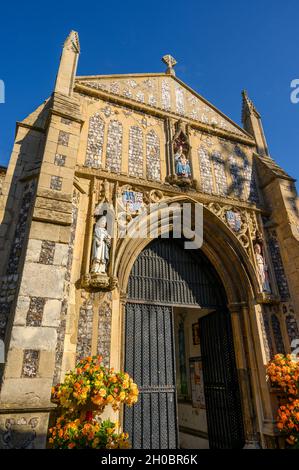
162, 55, 177, 76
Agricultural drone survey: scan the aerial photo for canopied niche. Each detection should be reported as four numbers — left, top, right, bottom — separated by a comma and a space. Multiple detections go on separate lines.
167, 120, 193, 187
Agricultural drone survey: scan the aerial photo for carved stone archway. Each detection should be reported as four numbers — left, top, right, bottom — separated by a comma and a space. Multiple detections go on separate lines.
109, 197, 268, 447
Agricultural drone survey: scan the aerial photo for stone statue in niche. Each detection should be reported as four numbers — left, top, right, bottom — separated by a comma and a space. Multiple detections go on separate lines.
174, 145, 191, 178
254, 243, 271, 293
91, 216, 111, 275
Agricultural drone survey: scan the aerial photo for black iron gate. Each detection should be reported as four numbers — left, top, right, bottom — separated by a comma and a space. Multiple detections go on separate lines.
124, 302, 178, 449
199, 310, 245, 449
124, 238, 245, 449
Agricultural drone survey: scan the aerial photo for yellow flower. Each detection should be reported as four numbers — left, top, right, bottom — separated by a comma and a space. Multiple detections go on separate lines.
99, 388, 107, 397
107, 395, 114, 403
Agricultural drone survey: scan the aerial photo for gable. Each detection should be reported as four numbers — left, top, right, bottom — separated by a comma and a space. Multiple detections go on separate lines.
75, 74, 250, 139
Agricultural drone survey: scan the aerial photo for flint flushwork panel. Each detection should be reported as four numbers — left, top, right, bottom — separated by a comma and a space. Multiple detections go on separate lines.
146, 130, 161, 181
212, 151, 227, 196
161, 79, 171, 111
261, 310, 275, 361
105, 120, 123, 173
228, 154, 243, 197
26, 297, 45, 327
271, 314, 285, 354
175, 84, 185, 115
128, 126, 143, 178
243, 162, 259, 203
198, 145, 213, 194
39, 241, 55, 265
85, 113, 105, 168
58, 131, 69, 147
54, 154, 66, 167
285, 315, 299, 346
0, 181, 36, 341
76, 296, 94, 361
50, 176, 62, 191
97, 293, 112, 367
267, 230, 290, 300
22, 350, 39, 378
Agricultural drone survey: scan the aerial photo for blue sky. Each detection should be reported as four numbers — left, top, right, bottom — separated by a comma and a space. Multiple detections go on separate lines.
0, 0, 298, 184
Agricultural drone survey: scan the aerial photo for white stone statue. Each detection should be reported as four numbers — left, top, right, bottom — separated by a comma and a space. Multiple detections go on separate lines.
254, 243, 271, 293
91, 216, 111, 275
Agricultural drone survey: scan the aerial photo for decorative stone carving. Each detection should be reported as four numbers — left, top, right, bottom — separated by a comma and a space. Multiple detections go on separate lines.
206, 202, 250, 251
174, 146, 191, 178
225, 210, 242, 233
254, 242, 271, 293
168, 122, 193, 187
1, 417, 39, 449
91, 216, 111, 275
78, 77, 247, 137
81, 209, 118, 291
81, 273, 118, 291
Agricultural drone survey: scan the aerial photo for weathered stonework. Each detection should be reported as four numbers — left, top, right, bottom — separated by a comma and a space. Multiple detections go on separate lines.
0, 414, 44, 449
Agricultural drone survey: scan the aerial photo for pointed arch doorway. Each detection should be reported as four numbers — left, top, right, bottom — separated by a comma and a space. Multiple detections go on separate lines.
123, 238, 245, 449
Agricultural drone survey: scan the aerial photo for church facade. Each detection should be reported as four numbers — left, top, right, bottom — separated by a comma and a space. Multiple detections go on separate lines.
0, 30, 299, 449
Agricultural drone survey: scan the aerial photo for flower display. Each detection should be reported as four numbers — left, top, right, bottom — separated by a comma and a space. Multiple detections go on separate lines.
266, 354, 299, 448
266, 354, 299, 396
49, 355, 138, 449
49, 417, 130, 449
